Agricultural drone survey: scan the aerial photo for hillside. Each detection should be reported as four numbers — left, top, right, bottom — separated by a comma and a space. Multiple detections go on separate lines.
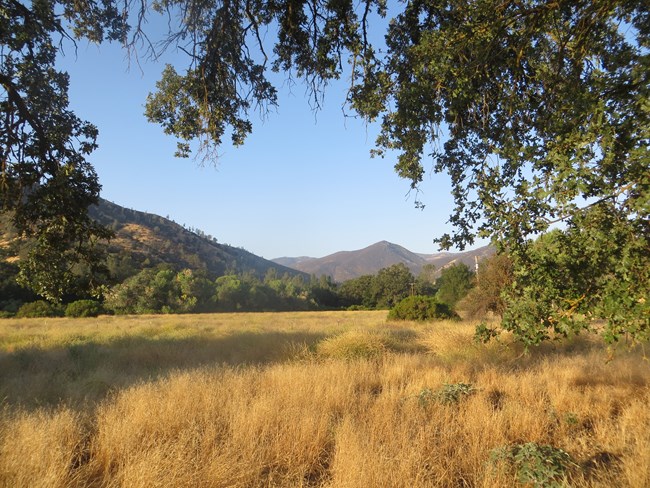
0, 199, 305, 286
273, 241, 494, 282
88, 199, 305, 281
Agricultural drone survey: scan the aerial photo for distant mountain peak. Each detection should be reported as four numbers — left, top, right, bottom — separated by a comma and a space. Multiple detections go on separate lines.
271, 241, 493, 282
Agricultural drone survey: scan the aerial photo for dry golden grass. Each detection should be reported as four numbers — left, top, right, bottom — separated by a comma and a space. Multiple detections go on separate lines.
0, 311, 648, 487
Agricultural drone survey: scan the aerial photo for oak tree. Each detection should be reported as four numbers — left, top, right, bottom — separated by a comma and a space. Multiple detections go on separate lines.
1, 0, 122, 299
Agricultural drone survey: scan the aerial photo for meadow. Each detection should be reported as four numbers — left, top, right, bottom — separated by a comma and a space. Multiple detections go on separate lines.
0, 311, 648, 487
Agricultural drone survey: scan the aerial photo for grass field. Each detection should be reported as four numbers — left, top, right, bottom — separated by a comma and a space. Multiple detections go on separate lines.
0, 311, 648, 487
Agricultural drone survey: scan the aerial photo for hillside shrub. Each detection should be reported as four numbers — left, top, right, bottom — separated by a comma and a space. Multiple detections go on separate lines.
15, 300, 63, 318
65, 300, 104, 318
388, 295, 459, 321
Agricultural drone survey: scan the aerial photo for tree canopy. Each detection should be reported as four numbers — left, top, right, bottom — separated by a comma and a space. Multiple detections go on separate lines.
0, 0, 120, 299
1, 0, 648, 341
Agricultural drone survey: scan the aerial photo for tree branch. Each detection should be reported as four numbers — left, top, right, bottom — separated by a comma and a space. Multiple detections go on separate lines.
0, 73, 50, 167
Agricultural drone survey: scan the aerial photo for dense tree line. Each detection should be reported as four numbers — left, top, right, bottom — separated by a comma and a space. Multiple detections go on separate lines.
94, 267, 340, 314
3, 215, 645, 348
2, 257, 488, 317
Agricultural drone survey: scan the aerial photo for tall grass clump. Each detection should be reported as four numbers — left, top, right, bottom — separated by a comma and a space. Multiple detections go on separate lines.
0, 408, 84, 488
316, 329, 389, 359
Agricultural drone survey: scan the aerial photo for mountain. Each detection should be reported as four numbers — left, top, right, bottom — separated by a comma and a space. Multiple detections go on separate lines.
0, 199, 305, 284
273, 241, 427, 282
272, 256, 317, 269
272, 241, 494, 282
87, 199, 305, 281
2, 199, 491, 288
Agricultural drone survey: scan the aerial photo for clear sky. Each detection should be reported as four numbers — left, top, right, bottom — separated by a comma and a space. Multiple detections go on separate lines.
56, 28, 482, 260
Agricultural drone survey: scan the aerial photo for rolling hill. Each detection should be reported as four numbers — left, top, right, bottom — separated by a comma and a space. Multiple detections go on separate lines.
273, 241, 494, 282
0, 199, 305, 286
88, 199, 305, 281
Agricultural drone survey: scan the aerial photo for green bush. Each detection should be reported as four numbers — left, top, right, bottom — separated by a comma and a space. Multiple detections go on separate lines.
65, 300, 104, 318
489, 442, 576, 487
388, 295, 459, 321
0, 299, 23, 314
15, 300, 63, 318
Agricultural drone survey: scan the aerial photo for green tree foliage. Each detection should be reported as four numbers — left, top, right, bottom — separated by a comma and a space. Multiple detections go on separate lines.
435, 263, 474, 309
415, 263, 438, 296
372, 263, 415, 308
339, 275, 376, 309
214, 275, 248, 311
3, 0, 648, 342
64, 299, 104, 317
103, 266, 336, 314
388, 295, 458, 321
1, 0, 119, 300
0, 260, 35, 313
338, 264, 419, 310
105, 266, 180, 314
349, 0, 649, 343
214, 271, 339, 312
495, 210, 649, 345
308, 274, 341, 309
15, 300, 63, 318
175, 268, 214, 313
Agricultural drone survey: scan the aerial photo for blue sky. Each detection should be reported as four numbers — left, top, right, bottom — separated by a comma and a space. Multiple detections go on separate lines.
56, 30, 477, 260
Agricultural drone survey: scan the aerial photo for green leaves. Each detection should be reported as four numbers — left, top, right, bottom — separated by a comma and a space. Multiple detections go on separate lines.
1, 0, 123, 300
489, 442, 577, 487
388, 295, 458, 321
498, 200, 649, 346
143, 0, 390, 160
435, 262, 474, 308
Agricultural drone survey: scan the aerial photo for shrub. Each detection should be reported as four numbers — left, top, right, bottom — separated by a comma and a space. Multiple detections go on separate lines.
417, 383, 476, 407
65, 300, 104, 318
0, 299, 23, 314
458, 253, 513, 319
388, 295, 459, 321
489, 442, 576, 487
15, 300, 63, 318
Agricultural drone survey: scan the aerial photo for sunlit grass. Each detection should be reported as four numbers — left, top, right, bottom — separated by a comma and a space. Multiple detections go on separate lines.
0, 311, 648, 487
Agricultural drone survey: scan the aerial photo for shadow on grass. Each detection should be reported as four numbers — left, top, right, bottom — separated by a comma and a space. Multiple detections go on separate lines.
2, 323, 644, 410
0, 330, 328, 409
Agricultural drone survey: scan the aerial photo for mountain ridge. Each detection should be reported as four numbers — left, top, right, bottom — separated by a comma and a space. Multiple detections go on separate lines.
88, 198, 305, 281
272, 241, 494, 282
3, 199, 492, 289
